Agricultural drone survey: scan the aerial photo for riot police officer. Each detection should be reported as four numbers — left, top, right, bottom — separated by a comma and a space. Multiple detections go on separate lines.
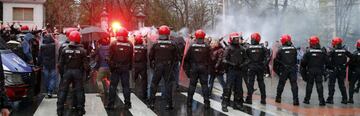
221, 32, 248, 112
184, 30, 211, 109
326, 37, 351, 104
106, 28, 133, 109
148, 25, 179, 110
57, 31, 88, 116
348, 40, 360, 104
133, 34, 148, 100
301, 36, 328, 106
245, 33, 268, 105
273, 35, 299, 106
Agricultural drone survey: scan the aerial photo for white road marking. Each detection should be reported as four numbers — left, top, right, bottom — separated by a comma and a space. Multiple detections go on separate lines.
117, 93, 157, 116
211, 91, 294, 116
34, 94, 107, 116
181, 92, 251, 116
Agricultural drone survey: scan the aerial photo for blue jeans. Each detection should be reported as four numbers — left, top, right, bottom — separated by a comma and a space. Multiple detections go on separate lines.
43, 67, 57, 94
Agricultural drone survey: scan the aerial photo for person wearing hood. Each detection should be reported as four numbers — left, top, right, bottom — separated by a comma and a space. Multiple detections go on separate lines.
93, 36, 111, 96
38, 34, 57, 98
20, 25, 34, 64
133, 35, 148, 100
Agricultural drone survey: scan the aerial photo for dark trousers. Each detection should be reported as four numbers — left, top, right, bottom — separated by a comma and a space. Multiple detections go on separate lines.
209, 73, 225, 95
222, 69, 243, 106
134, 67, 148, 99
187, 67, 209, 103
276, 69, 298, 101
247, 68, 266, 101
108, 70, 131, 106
349, 69, 360, 100
327, 68, 347, 100
304, 72, 325, 103
150, 63, 174, 105
57, 69, 85, 112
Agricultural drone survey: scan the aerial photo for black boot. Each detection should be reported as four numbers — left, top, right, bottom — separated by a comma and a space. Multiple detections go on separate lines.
348, 98, 354, 104
319, 102, 326, 106
233, 102, 243, 110
204, 100, 210, 109
105, 103, 115, 110
221, 100, 228, 112
303, 100, 310, 104
293, 99, 300, 106
245, 97, 252, 104
165, 102, 174, 110
275, 97, 281, 103
341, 98, 348, 104
57, 111, 64, 116
326, 97, 333, 104
260, 100, 266, 105
148, 99, 155, 109
125, 102, 132, 109
76, 108, 86, 116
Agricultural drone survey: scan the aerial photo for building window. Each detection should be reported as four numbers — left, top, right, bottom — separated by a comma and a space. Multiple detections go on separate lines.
13, 8, 34, 21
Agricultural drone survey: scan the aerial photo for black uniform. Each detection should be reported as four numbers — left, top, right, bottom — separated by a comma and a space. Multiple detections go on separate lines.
326, 47, 351, 104
301, 45, 328, 106
184, 39, 211, 108
273, 45, 299, 105
149, 39, 179, 109
107, 40, 133, 108
133, 43, 148, 100
348, 49, 360, 103
245, 44, 268, 104
222, 43, 248, 111
57, 43, 88, 115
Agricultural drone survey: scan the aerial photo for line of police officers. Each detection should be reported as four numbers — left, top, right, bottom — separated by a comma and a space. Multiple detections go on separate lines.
56, 25, 360, 115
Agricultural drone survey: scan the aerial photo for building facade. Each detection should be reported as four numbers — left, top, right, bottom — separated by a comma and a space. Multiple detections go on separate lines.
0, 0, 46, 29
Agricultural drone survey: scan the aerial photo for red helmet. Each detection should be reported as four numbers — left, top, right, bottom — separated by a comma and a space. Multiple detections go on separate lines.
228, 32, 241, 43
331, 37, 343, 46
195, 30, 206, 39
21, 25, 29, 32
357, 39, 360, 48
69, 31, 81, 43
134, 35, 143, 44
116, 28, 129, 37
251, 32, 261, 43
158, 25, 171, 35
309, 36, 320, 46
65, 28, 78, 37
280, 34, 292, 45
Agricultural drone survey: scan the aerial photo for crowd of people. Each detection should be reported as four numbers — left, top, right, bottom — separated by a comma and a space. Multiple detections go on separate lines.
1, 23, 360, 116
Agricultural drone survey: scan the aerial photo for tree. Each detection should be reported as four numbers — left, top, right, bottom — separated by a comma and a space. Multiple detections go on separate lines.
44, 0, 78, 28
335, 0, 357, 38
